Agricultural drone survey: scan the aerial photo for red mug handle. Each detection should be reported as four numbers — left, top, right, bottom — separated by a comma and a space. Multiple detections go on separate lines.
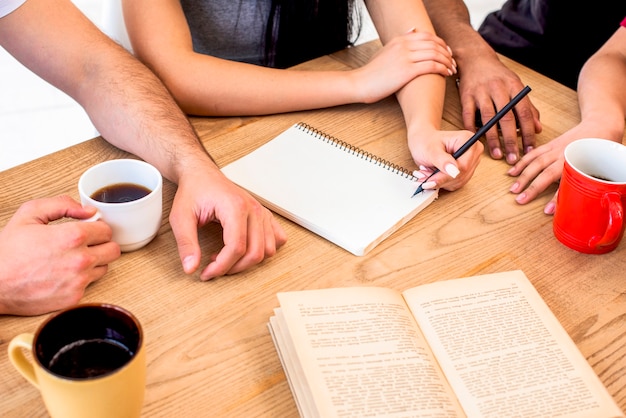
589, 192, 624, 249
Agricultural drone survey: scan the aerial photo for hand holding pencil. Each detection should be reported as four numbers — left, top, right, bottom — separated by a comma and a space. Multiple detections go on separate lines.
412, 85, 532, 197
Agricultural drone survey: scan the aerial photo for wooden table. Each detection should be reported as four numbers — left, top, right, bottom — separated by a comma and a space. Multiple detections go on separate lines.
1, 40, 625, 416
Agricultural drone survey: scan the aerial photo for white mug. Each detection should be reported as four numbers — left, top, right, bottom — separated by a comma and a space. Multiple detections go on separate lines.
78, 159, 163, 252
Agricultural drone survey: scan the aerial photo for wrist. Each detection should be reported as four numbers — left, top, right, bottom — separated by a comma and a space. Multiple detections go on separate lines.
579, 113, 625, 142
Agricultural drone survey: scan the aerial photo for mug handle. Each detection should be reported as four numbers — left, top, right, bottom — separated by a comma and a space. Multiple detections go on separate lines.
589, 192, 624, 249
8, 333, 39, 388
81, 209, 102, 223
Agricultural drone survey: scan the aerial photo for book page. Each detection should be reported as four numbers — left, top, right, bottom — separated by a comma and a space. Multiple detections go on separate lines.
221, 123, 437, 256
275, 287, 465, 418
269, 314, 321, 418
403, 271, 624, 418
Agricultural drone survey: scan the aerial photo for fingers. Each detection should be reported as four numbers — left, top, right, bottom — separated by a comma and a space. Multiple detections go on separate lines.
507, 148, 564, 205
404, 32, 457, 76
15, 195, 96, 224
199, 205, 286, 281
517, 100, 542, 154
476, 91, 520, 164
544, 190, 559, 215
457, 78, 541, 165
169, 205, 203, 275
416, 133, 484, 192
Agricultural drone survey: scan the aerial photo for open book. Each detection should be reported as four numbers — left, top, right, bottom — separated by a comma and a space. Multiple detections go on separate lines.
268, 270, 624, 418
221, 123, 437, 256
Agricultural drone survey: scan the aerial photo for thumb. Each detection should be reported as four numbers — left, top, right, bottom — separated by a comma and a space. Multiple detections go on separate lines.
18, 195, 93, 224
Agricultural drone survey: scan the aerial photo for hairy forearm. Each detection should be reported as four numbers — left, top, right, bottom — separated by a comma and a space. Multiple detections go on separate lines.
0, 0, 215, 184
77, 45, 214, 183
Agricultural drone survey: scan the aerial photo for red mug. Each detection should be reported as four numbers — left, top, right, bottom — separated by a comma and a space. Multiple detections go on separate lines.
553, 138, 626, 254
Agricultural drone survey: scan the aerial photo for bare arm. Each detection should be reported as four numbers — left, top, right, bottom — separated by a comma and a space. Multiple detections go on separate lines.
422, 0, 541, 164
508, 24, 626, 214
365, 0, 482, 191
576, 25, 626, 139
121, 0, 456, 116
0, 0, 286, 284
0, 0, 208, 183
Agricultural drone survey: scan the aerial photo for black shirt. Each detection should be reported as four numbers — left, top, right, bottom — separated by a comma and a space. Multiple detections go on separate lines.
479, 0, 626, 89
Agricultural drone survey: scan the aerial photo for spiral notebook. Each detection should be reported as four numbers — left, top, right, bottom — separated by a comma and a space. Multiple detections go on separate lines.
221, 123, 438, 256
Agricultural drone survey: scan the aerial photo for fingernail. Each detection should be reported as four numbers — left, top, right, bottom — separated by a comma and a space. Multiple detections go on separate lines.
492, 148, 503, 159
183, 256, 195, 273
515, 192, 526, 203
507, 153, 518, 164
447, 46, 453, 55
525, 146, 534, 153
422, 181, 437, 190
448, 68, 453, 76
412, 170, 426, 179
510, 182, 520, 193
544, 202, 556, 215
445, 163, 460, 178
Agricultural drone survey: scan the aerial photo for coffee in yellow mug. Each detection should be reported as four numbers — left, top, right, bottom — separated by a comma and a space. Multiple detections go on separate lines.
8, 303, 145, 418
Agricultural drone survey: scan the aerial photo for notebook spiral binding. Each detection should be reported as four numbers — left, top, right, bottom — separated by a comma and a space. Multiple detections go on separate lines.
296, 122, 418, 181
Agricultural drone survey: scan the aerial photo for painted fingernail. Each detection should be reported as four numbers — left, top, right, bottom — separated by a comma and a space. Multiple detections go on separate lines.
507, 153, 518, 164
510, 182, 520, 193
544, 202, 556, 215
515, 192, 526, 203
492, 148, 503, 159
445, 163, 460, 178
412, 170, 427, 179
422, 181, 437, 190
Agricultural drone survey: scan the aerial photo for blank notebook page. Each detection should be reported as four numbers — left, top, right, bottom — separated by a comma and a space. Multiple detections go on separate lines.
221, 123, 438, 256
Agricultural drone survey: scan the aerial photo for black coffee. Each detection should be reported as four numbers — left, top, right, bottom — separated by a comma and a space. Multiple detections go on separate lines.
590, 174, 614, 182
90, 183, 151, 203
47, 338, 133, 378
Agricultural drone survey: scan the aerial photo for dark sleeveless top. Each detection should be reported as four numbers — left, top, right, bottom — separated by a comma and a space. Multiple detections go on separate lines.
179, 0, 355, 68
180, 0, 273, 66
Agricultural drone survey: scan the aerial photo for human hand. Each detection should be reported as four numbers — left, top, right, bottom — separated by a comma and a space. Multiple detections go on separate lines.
168, 167, 287, 281
409, 128, 483, 191
0, 195, 120, 316
353, 30, 457, 104
456, 53, 541, 164
508, 122, 623, 214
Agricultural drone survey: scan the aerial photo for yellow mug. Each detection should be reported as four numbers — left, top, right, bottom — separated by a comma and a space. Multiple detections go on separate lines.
8, 303, 145, 418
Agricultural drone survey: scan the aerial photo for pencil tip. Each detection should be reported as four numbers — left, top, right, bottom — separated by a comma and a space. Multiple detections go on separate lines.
411, 186, 423, 197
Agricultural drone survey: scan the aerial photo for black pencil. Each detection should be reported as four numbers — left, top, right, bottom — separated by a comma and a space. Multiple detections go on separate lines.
412, 85, 532, 197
